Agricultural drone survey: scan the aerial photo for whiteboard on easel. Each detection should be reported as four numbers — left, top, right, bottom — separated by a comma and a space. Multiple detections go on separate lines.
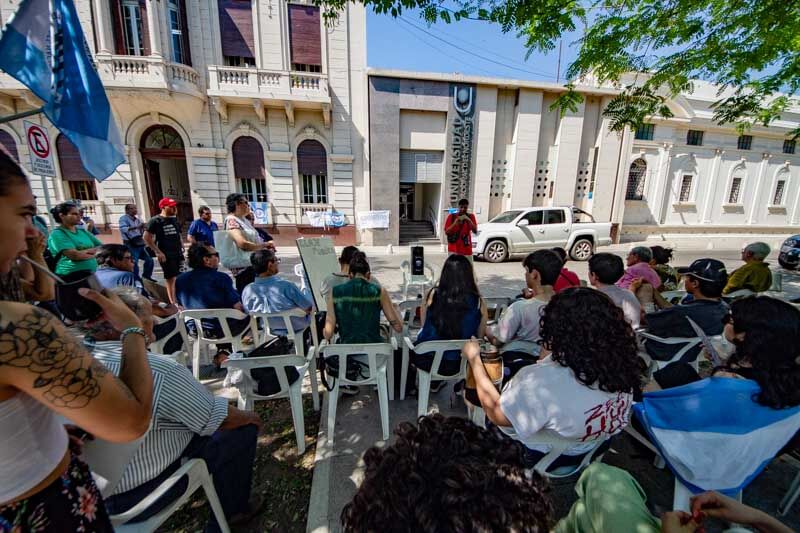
296, 237, 339, 311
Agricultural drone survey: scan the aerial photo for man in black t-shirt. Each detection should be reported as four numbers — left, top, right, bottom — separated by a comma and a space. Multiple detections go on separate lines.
144, 197, 184, 304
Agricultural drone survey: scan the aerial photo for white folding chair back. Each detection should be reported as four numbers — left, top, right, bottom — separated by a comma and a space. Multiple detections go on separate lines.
407, 338, 469, 418
400, 260, 436, 300
148, 314, 186, 363
396, 298, 424, 400
320, 341, 394, 442
180, 309, 255, 379
525, 431, 611, 479
80, 434, 229, 532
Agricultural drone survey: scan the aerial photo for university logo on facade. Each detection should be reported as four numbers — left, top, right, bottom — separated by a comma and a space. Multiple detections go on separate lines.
449, 84, 475, 206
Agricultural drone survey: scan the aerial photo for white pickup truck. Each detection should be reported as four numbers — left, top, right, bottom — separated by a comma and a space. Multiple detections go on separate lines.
472, 206, 613, 263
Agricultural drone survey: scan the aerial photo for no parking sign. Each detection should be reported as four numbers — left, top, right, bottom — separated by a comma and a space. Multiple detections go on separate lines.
24, 120, 56, 176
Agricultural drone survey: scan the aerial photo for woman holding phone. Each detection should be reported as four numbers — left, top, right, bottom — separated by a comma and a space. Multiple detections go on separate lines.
0, 152, 155, 531
48, 201, 102, 276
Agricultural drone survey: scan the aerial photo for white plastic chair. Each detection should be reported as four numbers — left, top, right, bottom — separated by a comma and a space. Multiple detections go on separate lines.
527, 431, 612, 479
293, 263, 309, 293
396, 298, 425, 400
400, 260, 436, 301
249, 308, 320, 411
660, 290, 687, 305
769, 271, 783, 292
80, 434, 229, 532
623, 423, 666, 469
180, 309, 255, 379
483, 296, 512, 326
778, 450, 800, 515
406, 338, 469, 418
725, 288, 755, 299
320, 341, 394, 442
149, 314, 187, 364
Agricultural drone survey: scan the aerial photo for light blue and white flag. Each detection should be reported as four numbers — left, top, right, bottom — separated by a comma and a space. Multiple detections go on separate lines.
0, 0, 124, 180
635, 377, 800, 496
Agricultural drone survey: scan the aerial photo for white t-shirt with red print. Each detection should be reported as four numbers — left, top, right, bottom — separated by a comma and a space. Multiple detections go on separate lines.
499, 355, 632, 455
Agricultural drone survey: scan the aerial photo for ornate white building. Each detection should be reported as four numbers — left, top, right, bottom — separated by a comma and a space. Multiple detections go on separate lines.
0, 0, 367, 244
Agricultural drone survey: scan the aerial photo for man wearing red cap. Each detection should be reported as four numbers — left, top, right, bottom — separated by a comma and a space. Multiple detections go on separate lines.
143, 198, 184, 304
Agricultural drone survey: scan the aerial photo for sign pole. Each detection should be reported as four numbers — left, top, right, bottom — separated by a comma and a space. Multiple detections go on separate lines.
0, 107, 43, 125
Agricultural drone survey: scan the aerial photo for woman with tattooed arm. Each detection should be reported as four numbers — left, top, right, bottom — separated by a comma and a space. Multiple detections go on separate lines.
0, 152, 154, 532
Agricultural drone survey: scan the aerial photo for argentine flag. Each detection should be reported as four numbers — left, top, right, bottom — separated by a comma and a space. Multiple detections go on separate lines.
0, 0, 124, 180
635, 377, 800, 496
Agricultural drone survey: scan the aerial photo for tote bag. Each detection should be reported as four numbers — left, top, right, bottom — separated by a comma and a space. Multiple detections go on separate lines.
216, 216, 259, 269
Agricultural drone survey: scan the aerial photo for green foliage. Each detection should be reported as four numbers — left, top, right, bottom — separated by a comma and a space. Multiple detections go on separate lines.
317, 0, 800, 138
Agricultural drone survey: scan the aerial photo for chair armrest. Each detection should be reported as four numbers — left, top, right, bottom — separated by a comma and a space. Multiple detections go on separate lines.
637, 331, 701, 345
403, 336, 416, 351
223, 354, 306, 370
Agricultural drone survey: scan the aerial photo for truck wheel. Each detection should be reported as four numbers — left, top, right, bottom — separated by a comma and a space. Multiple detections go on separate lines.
485, 240, 508, 263
569, 238, 594, 261
779, 258, 796, 270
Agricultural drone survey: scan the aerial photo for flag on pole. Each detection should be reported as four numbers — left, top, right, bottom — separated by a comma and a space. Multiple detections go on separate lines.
635, 377, 800, 495
0, 0, 124, 180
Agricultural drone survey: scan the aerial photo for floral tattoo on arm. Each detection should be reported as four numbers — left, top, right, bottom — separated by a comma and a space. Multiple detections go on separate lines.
0, 307, 108, 408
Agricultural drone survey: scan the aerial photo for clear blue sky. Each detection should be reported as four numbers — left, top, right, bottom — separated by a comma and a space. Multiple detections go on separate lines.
366, 9, 583, 83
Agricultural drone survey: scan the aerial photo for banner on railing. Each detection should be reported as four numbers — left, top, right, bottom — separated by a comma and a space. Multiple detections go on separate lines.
306, 209, 346, 228
357, 210, 390, 229
250, 202, 269, 224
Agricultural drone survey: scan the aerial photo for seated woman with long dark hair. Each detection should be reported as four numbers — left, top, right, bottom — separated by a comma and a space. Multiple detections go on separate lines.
464, 287, 642, 467
648, 295, 800, 408
412, 255, 487, 390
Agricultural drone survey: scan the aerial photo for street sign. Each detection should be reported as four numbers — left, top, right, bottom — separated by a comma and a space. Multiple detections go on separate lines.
24, 120, 56, 176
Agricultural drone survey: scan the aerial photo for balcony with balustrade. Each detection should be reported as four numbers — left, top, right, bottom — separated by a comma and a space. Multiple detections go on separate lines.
95, 55, 204, 100
206, 65, 331, 126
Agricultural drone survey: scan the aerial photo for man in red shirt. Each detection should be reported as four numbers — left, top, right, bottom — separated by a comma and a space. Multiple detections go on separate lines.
445, 198, 478, 257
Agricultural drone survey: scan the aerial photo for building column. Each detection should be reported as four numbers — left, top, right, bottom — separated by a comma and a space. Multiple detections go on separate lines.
93, 0, 113, 55
145, 0, 163, 58
471, 86, 497, 223
609, 127, 634, 225
701, 148, 724, 223
552, 100, 585, 206
747, 152, 771, 224
509, 89, 542, 208
648, 142, 672, 224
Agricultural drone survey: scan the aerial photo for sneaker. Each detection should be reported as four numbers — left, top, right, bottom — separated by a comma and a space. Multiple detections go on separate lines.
340, 385, 359, 396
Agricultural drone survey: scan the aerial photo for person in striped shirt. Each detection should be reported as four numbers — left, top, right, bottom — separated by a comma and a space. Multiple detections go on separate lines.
90, 288, 264, 531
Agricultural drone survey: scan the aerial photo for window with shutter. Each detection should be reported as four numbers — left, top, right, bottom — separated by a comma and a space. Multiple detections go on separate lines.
288, 4, 321, 71
297, 140, 327, 204
232, 136, 267, 203
57, 135, 98, 201
111, 0, 150, 56
168, 0, 191, 65
218, 0, 255, 60
0, 130, 19, 163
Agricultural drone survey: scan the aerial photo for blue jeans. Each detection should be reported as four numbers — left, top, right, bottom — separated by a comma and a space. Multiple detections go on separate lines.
105, 425, 258, 533
128, 244, 154, 280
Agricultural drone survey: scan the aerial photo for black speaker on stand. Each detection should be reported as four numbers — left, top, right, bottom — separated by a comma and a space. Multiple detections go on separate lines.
411, 246, 424, 276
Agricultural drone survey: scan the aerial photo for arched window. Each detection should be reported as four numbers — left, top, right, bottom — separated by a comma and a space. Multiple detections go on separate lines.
232, 136, 266, 202
0, 130, 19, 163
772, 170, 790, 206
297, 139, 327, 204
57, 135, 97, 201
728, 167, 745, 204
625, 159, 647, 200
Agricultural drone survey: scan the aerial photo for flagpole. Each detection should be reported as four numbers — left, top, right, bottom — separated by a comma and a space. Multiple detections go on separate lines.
0, 107, 43, 125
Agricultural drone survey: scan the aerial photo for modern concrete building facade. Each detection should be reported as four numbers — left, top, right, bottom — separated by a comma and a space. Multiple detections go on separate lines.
0, 0, 367, 244
365, 70, 800, 246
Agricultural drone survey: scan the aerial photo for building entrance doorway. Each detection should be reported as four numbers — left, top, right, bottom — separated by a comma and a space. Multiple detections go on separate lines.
140, 126, 192, 228
398, 183, 441, 244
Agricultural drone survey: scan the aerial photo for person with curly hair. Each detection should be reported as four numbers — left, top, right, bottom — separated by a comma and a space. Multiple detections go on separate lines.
341, 414, 555, 532
464, 287, 642, 468
649, 245, 679, 292
342, 414, 772, 533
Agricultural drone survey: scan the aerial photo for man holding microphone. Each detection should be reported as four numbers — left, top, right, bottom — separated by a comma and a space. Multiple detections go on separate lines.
444, 198, 478, 259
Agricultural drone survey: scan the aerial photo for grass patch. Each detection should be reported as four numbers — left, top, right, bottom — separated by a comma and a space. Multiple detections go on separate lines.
159, 396, 320, 532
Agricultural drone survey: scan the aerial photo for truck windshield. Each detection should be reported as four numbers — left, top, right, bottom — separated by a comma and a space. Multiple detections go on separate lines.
489, 210, 523, 223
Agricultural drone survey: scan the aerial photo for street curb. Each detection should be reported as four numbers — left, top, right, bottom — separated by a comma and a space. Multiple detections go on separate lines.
306, 392, 333, 533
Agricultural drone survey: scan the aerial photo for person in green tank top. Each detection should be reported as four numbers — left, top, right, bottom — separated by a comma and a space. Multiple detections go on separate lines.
324, 252, 402, 344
